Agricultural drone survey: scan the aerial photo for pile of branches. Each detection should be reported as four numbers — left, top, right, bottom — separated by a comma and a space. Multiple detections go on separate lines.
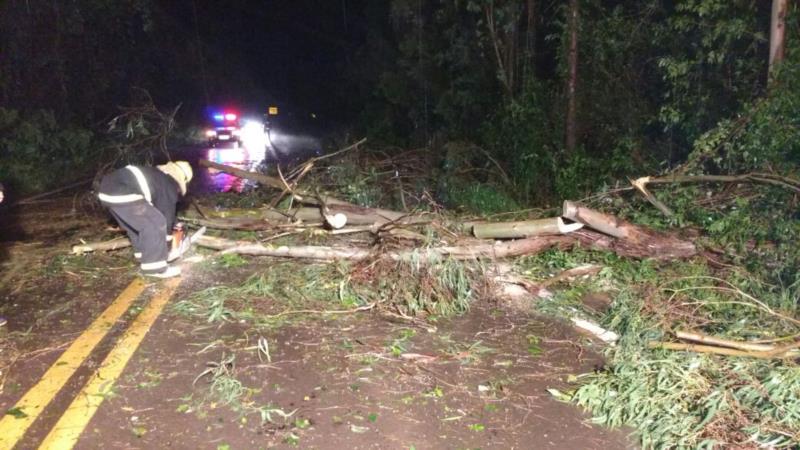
181, 141, 698, 263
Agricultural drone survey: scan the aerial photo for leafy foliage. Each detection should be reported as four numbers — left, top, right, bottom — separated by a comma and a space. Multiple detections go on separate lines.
534, 53, 800, 449
0, 108, 96, 194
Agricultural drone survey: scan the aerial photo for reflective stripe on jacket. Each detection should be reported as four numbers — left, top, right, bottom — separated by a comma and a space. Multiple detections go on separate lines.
97, 165, 181, 229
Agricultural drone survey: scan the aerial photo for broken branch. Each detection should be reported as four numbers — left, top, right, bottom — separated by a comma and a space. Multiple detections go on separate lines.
673, 330, 775, 353
648, 341, 799, 359
631, 172, 800, 216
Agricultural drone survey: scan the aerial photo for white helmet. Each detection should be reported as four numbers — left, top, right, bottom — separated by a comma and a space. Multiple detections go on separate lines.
157, 161, 193, 195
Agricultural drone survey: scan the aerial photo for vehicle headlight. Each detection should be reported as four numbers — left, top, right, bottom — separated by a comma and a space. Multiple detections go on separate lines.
205, 129, 217, 137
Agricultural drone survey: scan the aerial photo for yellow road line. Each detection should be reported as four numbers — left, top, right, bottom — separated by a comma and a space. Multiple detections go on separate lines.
0, 278, 147, 449
39, 277, 181, 450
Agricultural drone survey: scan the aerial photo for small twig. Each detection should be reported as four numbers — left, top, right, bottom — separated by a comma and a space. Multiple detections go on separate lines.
674, 330, 776, 352
257, 336, 271, 363
9, 178, 92, 207
267, 165, 294, 209
301, 137, 366, 165
191, 200, 209, 219
648, 341, 799, 359
663, 275, 800, 327
261, 302, 376, 320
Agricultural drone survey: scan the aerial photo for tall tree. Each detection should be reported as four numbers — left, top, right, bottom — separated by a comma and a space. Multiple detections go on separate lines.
523, 0, 537, 81
565, 0, 579, 154
769, 0, 789, 79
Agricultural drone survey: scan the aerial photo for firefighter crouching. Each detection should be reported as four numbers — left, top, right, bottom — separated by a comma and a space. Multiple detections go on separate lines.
98, 161, 193, 278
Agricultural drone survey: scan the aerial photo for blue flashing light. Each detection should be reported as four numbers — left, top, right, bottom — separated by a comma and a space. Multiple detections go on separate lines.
213, 114, 224, 121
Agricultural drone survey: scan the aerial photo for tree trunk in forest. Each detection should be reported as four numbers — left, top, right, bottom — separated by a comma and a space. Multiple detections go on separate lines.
769, 0, 788, 80
565, 0, 579, 153
485, 4, 513, 96
524, 0, 537, 82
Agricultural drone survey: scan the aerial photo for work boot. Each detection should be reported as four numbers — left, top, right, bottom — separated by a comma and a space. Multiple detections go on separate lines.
145, 265, 181, 279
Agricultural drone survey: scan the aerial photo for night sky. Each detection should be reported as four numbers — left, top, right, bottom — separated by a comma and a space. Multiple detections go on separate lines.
162, 0, 367, 122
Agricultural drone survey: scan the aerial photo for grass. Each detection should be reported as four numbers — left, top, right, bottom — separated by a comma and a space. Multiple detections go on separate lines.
523, 239, 800, 448
175, 256, 479, 330
504, 179, 800, 450
172, 262, 347, 326
348, 256, 475, 318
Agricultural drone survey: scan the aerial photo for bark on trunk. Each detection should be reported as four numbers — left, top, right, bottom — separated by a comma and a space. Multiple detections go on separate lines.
769, 0, 788, 79
563, 201, 697, 259
525, 0, 536, 80
564, 0, 579, 153
197, 235, 572, 261
472, 217, 582, 239
183, 205, 428, 228
485, 4, 513, 96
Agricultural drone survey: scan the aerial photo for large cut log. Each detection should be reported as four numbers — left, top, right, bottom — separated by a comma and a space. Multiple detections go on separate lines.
472, 217, 583, 239
75, 201, 697, 261
182, 205, 429, 229
569, 229, 697, 260
196, 235, 572, 261
563, 202, 697, 259
74, 225, 697, 261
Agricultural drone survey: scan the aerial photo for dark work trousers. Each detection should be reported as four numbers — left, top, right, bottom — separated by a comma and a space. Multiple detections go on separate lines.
103, 200, 169, 274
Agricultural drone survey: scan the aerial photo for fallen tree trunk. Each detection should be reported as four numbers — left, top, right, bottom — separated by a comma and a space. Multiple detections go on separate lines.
563, 201, 697, 259
197, 234, 572, 261
75, 220, 697, 261
472, 217, 583, 239
570, 229, 697, 260
199, 227, 696, 261
75, 201, 697, 261
182, 205, 429, 230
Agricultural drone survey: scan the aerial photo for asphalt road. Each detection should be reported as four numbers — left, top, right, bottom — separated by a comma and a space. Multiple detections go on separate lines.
176, 125, 324, 194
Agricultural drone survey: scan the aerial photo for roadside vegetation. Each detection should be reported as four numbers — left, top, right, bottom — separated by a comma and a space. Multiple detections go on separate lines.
2, 1, 799, 449
167, 41, 799, 449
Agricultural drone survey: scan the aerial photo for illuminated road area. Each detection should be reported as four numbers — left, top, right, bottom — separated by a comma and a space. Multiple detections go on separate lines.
190, 123, 323, 194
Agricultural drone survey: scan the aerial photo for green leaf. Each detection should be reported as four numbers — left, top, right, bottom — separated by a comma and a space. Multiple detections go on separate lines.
5, 407, 27, 419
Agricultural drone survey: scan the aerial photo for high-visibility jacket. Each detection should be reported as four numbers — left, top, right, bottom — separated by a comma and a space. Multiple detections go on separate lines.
98, 165, 181, 229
